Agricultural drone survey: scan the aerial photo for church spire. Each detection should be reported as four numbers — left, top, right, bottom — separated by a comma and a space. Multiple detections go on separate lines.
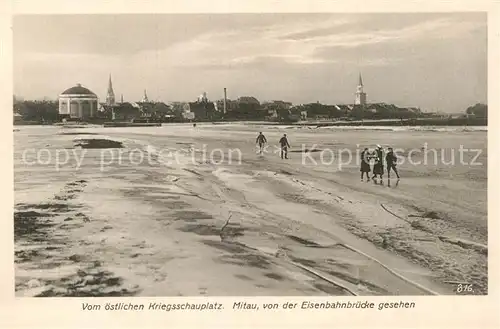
355, 72, 366, 106
106, 74, 115, 105
142, 89, 149, 103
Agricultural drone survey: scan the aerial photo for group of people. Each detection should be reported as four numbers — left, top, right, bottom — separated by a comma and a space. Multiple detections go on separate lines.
360, 145, 400, 181
256, 132, 290, 159
255, 132, 401, 182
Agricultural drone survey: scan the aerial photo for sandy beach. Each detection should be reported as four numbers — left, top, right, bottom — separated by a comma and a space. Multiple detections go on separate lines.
14, 123, 487, 297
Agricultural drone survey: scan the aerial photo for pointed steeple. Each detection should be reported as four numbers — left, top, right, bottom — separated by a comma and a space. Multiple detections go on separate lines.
355, 72, 366, 106
106, 74, 115, 105
142, 89, 149, 103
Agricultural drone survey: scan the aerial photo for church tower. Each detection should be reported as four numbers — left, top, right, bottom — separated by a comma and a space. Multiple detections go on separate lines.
354, 73, 367, 106
106, 74, 115, 106
142, 89, 149, 102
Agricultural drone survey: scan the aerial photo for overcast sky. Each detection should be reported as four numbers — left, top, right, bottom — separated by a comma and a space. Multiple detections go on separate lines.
13, 13, 486, 112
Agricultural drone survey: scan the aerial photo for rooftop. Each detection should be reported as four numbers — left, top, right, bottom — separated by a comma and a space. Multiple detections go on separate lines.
60, 84, 97, 97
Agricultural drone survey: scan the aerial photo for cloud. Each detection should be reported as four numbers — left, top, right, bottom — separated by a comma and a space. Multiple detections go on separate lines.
129, 14, 484, 72
16, 13, 484, 70
13, 13, 486, 112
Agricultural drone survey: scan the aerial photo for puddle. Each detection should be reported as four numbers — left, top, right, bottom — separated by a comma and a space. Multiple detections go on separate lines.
287, 235, 321, 247
174, 211, 214, 220
264, 273, 286, 281
37, 269, 139, 297
278, 170, 293, 176
179, 222, 245, 237
15, 211, 54, 219
74, 139, 123, 149
290, 256, 318, 268
289, 148, 322, 153
202, 240, 247, 253
226, 253, 271, 270
16, 203, 79, 213
14, 211, 56, 242
234, 274, 253, 281
178, 224, 221, 236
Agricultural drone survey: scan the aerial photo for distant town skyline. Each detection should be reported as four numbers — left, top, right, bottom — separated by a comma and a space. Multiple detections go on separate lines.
13, 13, 486, 112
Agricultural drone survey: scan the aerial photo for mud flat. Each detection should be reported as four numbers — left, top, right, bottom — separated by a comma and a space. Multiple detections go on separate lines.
14, 124, 487, 296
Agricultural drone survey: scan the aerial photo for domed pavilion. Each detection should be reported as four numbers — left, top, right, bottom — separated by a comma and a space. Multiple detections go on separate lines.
58, 83, 98, 119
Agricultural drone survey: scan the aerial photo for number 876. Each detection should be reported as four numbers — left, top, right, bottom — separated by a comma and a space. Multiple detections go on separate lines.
457, 284, 473, 293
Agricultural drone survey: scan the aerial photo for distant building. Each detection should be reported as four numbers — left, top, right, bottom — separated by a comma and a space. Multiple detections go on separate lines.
216, 99, 238, 112
198, 92, 208, 103
267, 108, 278, 119
106, 74, 115, 106
300, 110, 307, 120
13, 112, 23, 123
142, 90, 149, 103
237, 96, 260, 106
354, 73, 367, 106
183, 112, 195, 120
136, 102, 171, 119
133, 101, 154, 118
58, 83, 98, 119
110, 102, 140, 121
265, 100, 292, 110
189, 100, 216, 120
170, 102, 191, 113
407, 107, 422, 114
334, 104, 352, 112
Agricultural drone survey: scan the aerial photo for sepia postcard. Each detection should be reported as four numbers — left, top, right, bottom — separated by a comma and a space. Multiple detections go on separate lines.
0, 0, 498, 328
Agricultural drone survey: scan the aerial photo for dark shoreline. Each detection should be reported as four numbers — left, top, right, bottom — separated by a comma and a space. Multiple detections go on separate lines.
306, 117, 487, 127
13, 117, 487, 127
270, 117, 487, 127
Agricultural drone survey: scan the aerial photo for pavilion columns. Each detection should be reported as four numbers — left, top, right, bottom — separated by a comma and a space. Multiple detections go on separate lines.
66, 98, 71, 115
77, 99, 83, 118
62, 97, 97, 119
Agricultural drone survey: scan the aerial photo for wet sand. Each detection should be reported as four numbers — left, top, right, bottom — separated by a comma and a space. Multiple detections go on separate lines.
14, 124, 487, 296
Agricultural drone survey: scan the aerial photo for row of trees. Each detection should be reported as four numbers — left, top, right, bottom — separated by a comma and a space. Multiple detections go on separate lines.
8, 100, 430, 123
465, 103, 487, 118
14, 100, 59, 122
291, 103, 422, 121
100, 102, 181, 122
13, 99, 488, 123
13, 100, 184, 123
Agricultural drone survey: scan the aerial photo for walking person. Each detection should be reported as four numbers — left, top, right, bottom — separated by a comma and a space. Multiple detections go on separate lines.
360, 147, 371, 181
385, 147, 400, 179
256, 132, 267, 155
279, 134, 291, 159
372, 145, 384, 180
